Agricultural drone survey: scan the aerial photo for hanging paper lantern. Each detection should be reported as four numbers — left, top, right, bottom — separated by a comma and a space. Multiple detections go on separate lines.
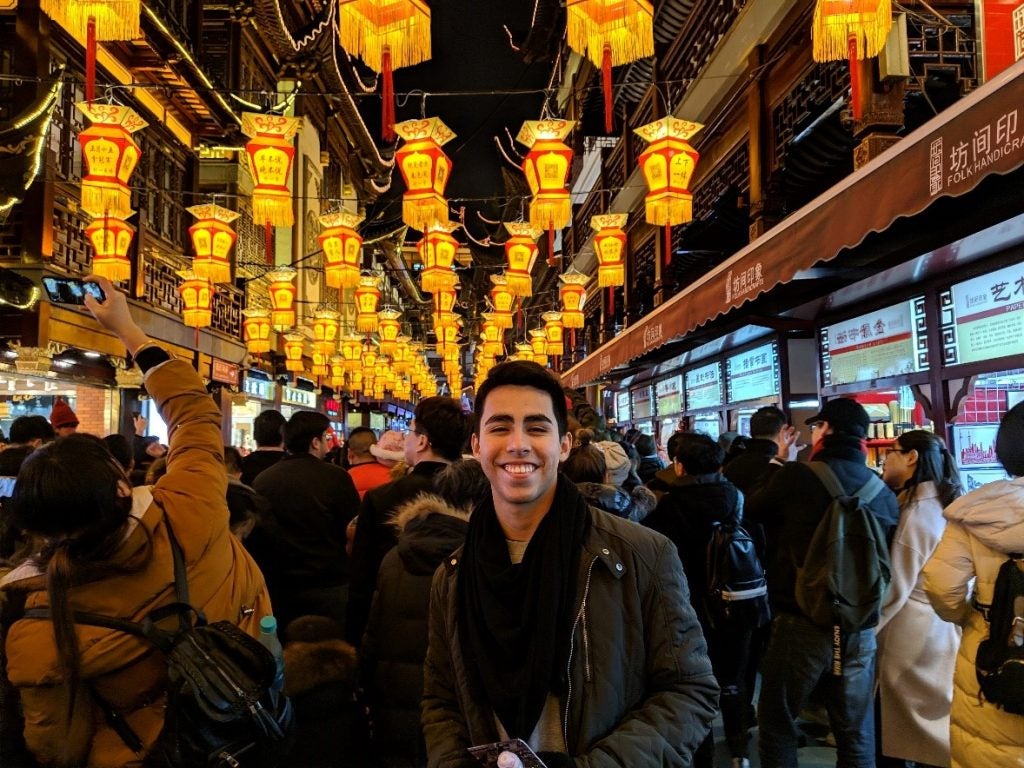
266, 267, 298, 329
319, 210, 364, 289
420, 222, 460, 294
341, 333, 364, 372
432, 288, 459, 329
242, 308, 272, 354
517, 119, 575, 232
241, 112, 301, 228
377, 308, 403, 355
361, 343, 378, 378
635, 116, 703, 227
591, 213, 628, 288
311, 348, 330, 377
566, 0, 654, 132
329, 355, 346, 388
187, 204, 239, 284
542, 311, 565, 357
812, 0, 893, 120
355, 275, 382, 333
480, 314, 505, 358
311, 309, 340, 356
337, 0, 432, 141
489, 274, 515, 330
283, 332, 305, 372
503, 222, 540, 297
40, 0, 140, 39
76, 102, 147, 219
529, 328, 549, 367
513, 342, 535, 363
394, 117, 455, 232
85, 214, 134, 281
176, 270, 213, 329
559, 270, 589, 329
392, 335, 412, 374
435, 321, 461, 357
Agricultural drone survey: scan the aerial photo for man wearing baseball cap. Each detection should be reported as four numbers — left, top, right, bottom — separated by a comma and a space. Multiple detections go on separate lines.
747, 397, 899, 768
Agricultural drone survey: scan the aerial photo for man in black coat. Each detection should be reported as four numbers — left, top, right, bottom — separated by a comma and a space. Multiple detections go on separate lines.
723, 405, 802, 497
747, 398, 899, 768
240, 409, 286, 486
250, 411, 360, 631
344, 396, 468, 646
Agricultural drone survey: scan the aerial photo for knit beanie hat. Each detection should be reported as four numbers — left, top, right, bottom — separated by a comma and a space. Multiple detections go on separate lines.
49, 398, 79, 430
596, 440, 631, 487
369, 429, 405, 467
996, 401, 1024, 477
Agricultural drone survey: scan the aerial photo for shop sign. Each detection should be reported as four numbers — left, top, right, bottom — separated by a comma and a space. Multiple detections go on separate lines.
641, 322, 664, 351
951, 263, 1024, 364
632, 386, 653, 419
976, 0, 1024, 81
282, 386, 315, 408
929, 104, 1021, 196
615, 391, 630, 423
823, 301, 921, 385
211, 359, 239, 386
244, 376, 275, 401
724, 262, 765, 305
685, 361, 722, 411
655, 375, 683, 416
727, 342, 780, 403
324, 398, 340, 417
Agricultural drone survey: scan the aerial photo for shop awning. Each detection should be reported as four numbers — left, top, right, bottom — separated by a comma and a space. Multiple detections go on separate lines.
562, 60, 1024, 389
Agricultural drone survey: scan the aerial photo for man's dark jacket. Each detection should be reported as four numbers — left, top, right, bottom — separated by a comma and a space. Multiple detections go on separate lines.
722, 437, 783, 496
240, 449, 285, 486
346, 460, 449, 644
250, 453, 360, 590
746, 434, 899, 616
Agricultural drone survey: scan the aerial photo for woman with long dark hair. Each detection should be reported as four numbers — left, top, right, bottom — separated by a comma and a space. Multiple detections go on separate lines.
0, 276, 272, 767
876, 429, 962, 768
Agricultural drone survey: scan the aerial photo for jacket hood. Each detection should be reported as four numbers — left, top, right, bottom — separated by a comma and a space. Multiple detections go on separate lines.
391, 493, 470, 575
668, 475, 743, 522
576, 482, 658, 522
943, 476, 1024, 554
283, 638, 358, 697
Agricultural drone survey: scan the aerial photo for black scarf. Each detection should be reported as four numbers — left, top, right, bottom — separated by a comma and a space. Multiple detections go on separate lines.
457, 475, 589, 740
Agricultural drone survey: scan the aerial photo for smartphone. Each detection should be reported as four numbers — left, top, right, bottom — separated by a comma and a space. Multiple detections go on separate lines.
468, 739, 547, 768
42, 276, 105, 305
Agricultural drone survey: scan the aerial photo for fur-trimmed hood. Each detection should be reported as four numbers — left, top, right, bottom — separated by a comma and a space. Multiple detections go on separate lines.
389, 493, 470, 576
283, 638, 358, 698
576, 482, 658, 523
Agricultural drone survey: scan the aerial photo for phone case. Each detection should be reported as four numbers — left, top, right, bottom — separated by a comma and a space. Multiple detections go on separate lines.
468, 738, 548, 768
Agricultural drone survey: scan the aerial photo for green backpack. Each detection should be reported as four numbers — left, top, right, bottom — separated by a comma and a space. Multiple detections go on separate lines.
796, 462, 892, 649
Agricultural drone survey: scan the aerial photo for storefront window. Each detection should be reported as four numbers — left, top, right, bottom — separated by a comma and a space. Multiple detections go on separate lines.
0, 368, 115, 439
949, 368, 1022, 489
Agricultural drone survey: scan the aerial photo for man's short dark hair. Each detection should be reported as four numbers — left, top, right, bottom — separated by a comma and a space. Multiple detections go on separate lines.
223, 445, 243, 475
634, 433, 657, 457
665, 431, 685, 465
473, 361, 568, 437
10, 415, 54, 445
415, 396, 467, 462
253, 409, 286, 447
671, 432, 724, 475
284, 411, 330, 455
346, 427, 377, 458
750, 406, 787, 440
102, 434, 133, 470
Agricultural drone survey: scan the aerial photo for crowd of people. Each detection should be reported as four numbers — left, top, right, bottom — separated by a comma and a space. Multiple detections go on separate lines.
1, 276, 1022, 768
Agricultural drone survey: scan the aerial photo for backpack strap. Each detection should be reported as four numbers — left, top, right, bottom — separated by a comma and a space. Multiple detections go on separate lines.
808, 461, 885, 505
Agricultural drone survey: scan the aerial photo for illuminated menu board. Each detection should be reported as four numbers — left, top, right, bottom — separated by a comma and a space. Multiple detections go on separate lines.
655, 375, 683, 415
685, 362, 723, 411
951, 264, 1024, 365
632, 386, 653, 419
727, 342, 780, 403
616, 391, 631, 424
821, 299, 926, 386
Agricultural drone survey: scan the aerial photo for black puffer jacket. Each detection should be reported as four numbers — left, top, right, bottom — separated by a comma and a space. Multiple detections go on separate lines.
575, 481, 657, 523
746, 434, 900, 616
423, 483, 719, 768
642, 474, 743, 626
362, 494, 469, 768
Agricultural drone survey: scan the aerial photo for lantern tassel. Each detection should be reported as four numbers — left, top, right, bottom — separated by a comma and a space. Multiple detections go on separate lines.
382, 45, 396, 143
848, 34, 862, 121
85, 17, 96, 103
602, 43, 613, 134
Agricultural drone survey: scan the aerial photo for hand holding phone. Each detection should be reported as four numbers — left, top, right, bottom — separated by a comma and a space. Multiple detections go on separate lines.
42, 276, 105, 305
468, 739, 547, 768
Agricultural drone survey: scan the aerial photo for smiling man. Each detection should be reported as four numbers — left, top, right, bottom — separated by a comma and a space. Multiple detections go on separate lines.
421, 361, 718, 768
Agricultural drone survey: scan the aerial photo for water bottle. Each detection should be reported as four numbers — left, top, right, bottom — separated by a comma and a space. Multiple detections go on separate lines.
258, 615, 286, 693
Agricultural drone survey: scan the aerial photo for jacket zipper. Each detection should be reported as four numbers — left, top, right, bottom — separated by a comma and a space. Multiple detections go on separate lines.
563, 554, 598, 750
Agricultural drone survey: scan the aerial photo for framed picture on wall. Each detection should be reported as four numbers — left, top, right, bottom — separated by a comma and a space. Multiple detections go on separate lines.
953, 424, 1002, 469
962, 468, 1009, 492
1008, 391, 1024, 410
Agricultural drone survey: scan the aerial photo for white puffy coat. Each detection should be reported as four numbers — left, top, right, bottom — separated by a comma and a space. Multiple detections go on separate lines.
922, 477, 1024, 768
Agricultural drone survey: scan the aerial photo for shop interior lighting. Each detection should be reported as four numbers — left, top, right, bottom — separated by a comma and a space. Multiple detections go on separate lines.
83, 350, 102, 358
789, 399, 821, 409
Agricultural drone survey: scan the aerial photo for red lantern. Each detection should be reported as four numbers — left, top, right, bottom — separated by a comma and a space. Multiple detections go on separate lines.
503, 222, 539, 297
242, 308, 272, 354
319, 210, 364, 289
85, 214, 134, 282
266, 267, 297, 329
188, 204, 239, 284
241, 112, 300, 228
177, 270, 213, 329
283, 332, 305, 372
489, 274, 515, 330
432, 288, 459, 329
529, 328, 549, 368
420, 222, 459, 294
377, 308, 403, 355
310, 309, 340, 356
341, 334, 363, 372
479, 314, 505, 358
559, 270, 588, 329
394, 117, 455, 232
355, 275, 382, 333
542, 311, 565, 357
591, 212, 627, 315
517, 119, 575, 231
76, 102, 146, 219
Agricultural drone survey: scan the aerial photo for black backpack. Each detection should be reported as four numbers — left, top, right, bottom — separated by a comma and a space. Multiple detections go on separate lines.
705, 521, 771, 630
25, 521, 294, 767
975, 553, 1024, 714
796, 463, 891, 638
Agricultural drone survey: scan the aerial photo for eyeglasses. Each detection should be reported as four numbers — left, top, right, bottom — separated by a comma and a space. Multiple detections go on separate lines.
808, 422, 823, 431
